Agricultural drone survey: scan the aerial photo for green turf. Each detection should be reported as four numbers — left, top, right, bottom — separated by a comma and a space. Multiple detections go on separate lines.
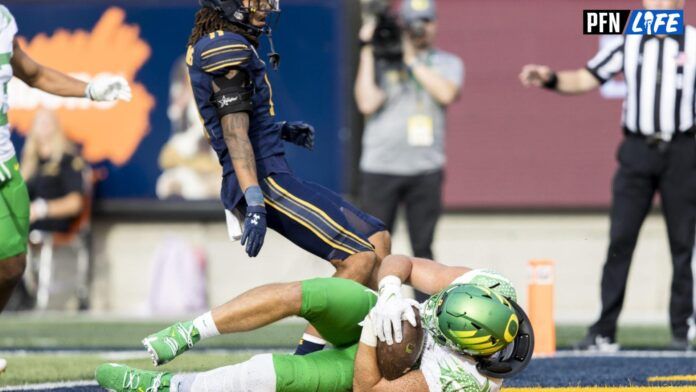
0, 315, 677, 387
0, 315, 306, 349
0, 352, 256, 387
0, 315, 673, 349
0, 315, 670, 350
555, 324, 674, 348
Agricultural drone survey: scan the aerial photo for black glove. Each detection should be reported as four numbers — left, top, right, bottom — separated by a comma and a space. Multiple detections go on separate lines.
281, 121, 315, 150
241, 205, 267, 257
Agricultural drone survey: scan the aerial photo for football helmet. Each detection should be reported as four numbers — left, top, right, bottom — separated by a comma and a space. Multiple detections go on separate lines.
199, 0, 280, 35
199, 0, 281, 68
429, 284, 519, 357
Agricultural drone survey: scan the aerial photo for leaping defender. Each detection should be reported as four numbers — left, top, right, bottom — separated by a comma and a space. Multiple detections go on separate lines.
184, 0, 389, 276
178, 0, 391, 355
96, 255, 534, 392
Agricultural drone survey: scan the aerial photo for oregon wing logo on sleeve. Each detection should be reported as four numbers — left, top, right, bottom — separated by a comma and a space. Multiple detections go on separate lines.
8, 7, 155, 165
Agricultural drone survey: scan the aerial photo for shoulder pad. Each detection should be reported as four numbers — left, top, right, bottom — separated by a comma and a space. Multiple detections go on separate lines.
196, 31, 253, 75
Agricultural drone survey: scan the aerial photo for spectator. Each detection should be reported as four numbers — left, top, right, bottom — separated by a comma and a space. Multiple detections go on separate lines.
21, 109, 85, 233
157, 58, 222, 200
355, 0, 463, 300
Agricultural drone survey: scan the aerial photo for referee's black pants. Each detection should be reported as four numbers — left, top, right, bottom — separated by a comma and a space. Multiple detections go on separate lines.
360, 170, 443, 302
589, 133, 696, 340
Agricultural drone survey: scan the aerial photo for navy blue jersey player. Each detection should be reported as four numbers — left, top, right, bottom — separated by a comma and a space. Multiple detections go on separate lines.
187, 0, 390, 292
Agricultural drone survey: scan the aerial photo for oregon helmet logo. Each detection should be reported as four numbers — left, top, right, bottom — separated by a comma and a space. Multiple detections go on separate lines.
503, 313, 519, 343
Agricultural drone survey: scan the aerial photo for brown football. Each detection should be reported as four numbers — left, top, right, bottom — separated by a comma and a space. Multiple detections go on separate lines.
376, 307, 425, 381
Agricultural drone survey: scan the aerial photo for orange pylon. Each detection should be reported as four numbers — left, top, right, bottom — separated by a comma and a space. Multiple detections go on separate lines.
528, 259, 556, 357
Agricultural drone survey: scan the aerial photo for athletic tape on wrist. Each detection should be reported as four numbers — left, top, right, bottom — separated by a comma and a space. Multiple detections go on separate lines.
244, 186, 264, 207
85, 83, 93, 100
33, 198, 49, 219
359, 316, 378, 347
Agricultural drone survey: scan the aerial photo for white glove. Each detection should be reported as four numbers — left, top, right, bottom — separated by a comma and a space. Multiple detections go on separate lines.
85, 76, 132, 102
369, 275, 420, 345
0, 160, 11, 185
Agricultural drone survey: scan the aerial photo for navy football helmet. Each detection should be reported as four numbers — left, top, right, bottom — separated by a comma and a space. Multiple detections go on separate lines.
199, 0, 282, 69
199, 0, 280, 36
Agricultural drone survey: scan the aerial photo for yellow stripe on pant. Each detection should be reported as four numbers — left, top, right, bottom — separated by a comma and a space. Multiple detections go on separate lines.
265, 177, 374, 249
263, 196, 360, 256
264, 179, 372, 253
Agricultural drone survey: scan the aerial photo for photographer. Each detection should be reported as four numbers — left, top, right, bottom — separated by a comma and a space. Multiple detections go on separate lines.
355, 0, 462, 300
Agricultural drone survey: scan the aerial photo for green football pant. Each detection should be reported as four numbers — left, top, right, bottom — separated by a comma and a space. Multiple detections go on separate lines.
272, 277, 377, 392
0, 156, 29, 260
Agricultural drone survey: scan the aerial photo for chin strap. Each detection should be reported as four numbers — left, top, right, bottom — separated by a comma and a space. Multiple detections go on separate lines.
476, 299, 535, 379
264, 27, 280, 71
264, 26, 281, 70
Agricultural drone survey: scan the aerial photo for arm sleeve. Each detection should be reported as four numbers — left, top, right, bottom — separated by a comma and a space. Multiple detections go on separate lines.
199, 34, 253, 75
585, 36, 624, 84
60, 155, 85, 195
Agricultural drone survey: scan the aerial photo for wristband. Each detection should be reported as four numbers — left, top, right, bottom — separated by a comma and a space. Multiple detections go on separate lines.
33, 198, 49, 219
84, 83, 93, 100
359, 315, 378, 347
542, 72, 558, 90
244, 186, 264, 207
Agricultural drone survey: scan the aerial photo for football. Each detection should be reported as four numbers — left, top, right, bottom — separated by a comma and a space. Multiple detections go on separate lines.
376, 307, 426, 381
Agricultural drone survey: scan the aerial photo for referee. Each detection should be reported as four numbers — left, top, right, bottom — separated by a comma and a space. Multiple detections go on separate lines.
519, 0, 696, 351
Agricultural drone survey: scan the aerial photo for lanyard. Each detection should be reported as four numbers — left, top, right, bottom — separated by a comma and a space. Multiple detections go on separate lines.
409, 50, 434, 110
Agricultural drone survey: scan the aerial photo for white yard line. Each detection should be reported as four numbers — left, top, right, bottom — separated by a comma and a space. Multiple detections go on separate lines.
0, 380, 97, 391
537, 350, 696, 358
0, 348, 274, 357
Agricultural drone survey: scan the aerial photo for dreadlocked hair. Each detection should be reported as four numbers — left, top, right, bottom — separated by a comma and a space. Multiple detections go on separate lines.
188, 7, 258, 47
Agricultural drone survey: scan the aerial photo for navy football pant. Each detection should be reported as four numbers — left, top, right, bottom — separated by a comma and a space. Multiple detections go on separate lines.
242, 173, 386, 261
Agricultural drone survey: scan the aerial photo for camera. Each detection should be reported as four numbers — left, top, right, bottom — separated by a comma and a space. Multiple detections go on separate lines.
362, 0, 402, 64
362, 0, 429, 66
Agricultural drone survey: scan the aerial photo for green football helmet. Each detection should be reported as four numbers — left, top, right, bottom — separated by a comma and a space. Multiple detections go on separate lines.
426, 284, 519, 357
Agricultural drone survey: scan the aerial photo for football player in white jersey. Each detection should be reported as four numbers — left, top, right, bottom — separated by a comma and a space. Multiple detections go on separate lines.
96, 254, 533, 392
0, 4, 131, 321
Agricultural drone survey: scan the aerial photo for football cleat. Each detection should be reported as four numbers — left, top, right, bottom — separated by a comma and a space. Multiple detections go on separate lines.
142, 321, 200, 366
95, 363, 172, 392
574, 333, 620, 352
668, 338, 694, 351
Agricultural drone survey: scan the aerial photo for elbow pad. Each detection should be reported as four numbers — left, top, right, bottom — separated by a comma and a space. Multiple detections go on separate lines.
211, 70, 254, 117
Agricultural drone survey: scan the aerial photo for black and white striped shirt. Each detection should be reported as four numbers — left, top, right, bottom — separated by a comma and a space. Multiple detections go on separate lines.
587, 26, 696, 138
